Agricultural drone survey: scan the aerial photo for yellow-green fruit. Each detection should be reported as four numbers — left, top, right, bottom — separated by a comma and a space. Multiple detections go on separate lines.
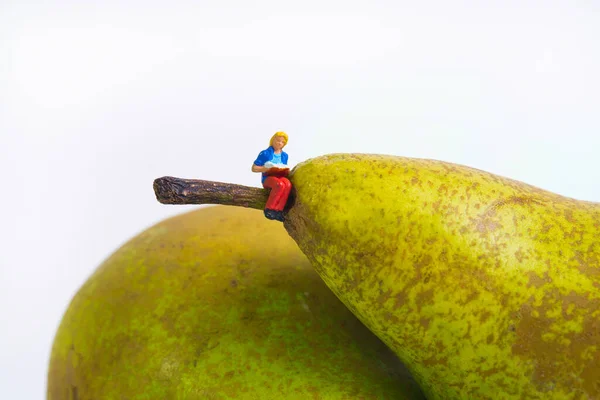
48, 205, 424, 400
285, 154, 600, 400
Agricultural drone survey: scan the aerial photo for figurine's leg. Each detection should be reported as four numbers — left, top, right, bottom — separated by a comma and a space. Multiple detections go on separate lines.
271, 178, 293, 211
263, 177, 284, 220
263, 177, 291, 221
280, 178, 292, 206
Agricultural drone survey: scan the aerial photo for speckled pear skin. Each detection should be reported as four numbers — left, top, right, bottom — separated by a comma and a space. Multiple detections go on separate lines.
284, 153, 600, 400
48, 205, 425, 400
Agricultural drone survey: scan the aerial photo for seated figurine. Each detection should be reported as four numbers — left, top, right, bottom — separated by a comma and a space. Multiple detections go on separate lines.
252, 132, 292, 222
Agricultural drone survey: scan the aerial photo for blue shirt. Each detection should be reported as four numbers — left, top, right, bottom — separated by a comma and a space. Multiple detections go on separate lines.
254, 146, 289, 183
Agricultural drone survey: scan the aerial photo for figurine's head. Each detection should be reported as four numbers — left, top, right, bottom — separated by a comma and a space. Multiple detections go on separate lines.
270, 131, 288, 151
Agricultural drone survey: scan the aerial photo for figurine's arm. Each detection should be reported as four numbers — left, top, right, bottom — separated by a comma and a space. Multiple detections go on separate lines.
253, 149, 274, 173
252, 164, 270, 173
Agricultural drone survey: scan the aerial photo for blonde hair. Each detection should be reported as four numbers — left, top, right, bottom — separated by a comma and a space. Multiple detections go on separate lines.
269, 131, 288, 147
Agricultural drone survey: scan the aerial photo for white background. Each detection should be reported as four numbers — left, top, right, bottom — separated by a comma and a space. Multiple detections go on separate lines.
1, 1, 599, 398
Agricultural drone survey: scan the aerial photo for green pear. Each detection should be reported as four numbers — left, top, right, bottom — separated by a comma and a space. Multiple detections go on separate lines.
282, 154, 600, 400
48, 205, 424, 399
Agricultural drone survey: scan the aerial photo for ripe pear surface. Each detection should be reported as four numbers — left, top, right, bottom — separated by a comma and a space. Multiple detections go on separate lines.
48, 205, 424, 399
284, 154, 600, 400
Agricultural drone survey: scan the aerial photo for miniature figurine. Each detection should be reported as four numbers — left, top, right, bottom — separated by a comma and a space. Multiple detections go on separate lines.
252, 132, 292, 222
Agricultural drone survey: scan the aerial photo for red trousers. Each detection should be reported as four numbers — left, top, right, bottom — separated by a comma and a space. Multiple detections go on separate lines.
263, 177, 292, 211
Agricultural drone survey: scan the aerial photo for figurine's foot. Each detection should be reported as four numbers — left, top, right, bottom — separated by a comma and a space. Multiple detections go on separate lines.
274, 210, 286, 222
264, 209, 285, 222
264, 209, 278, 220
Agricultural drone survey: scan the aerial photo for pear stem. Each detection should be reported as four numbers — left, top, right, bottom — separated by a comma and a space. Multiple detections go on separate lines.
153, 176, 269, 210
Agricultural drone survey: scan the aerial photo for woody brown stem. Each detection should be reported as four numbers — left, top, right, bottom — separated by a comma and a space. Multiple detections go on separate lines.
153, 176, 269, 210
